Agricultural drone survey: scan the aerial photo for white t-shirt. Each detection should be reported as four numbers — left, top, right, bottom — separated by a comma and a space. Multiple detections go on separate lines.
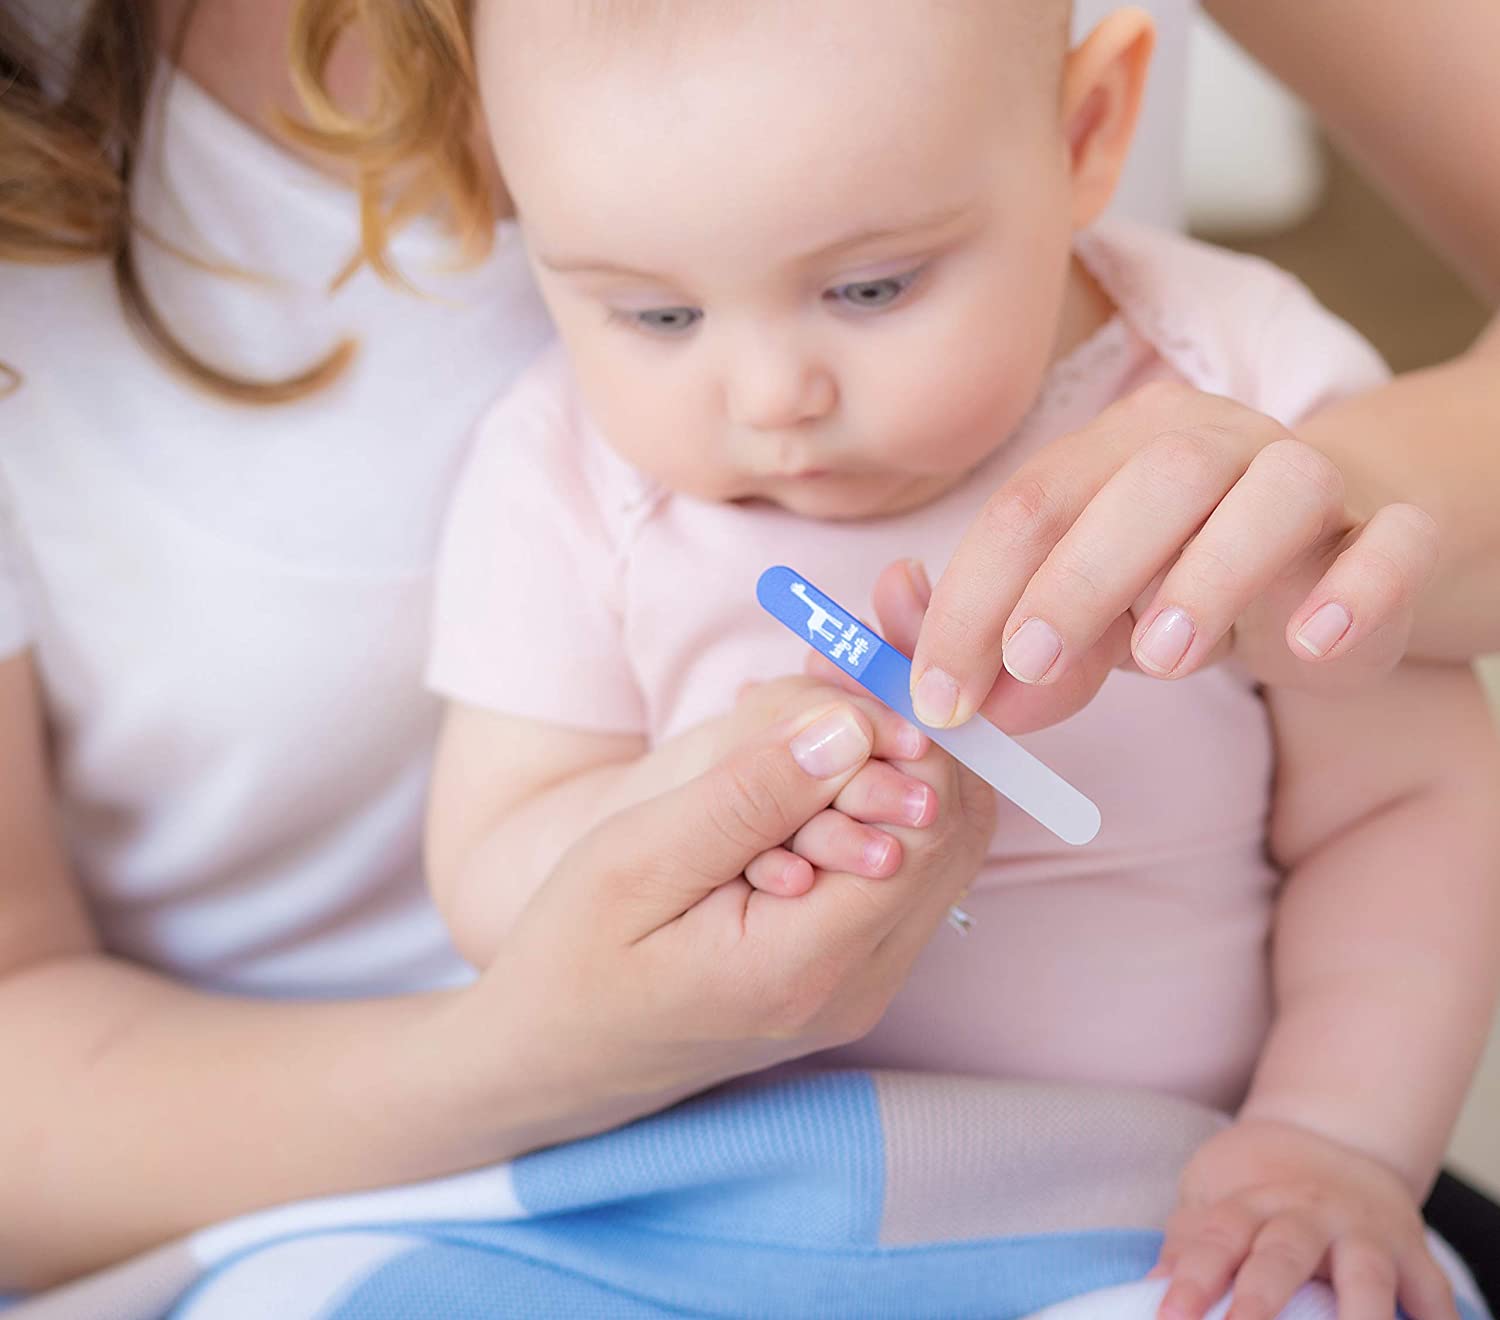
0, 5, 1194, 997
0, 72, 553, 994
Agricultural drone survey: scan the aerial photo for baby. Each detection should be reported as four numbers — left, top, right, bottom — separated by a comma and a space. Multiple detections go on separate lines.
423, 2, 1500, 1316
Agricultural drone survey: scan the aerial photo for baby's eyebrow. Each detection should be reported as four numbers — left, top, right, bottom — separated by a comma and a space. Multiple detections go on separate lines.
794, 204, 973, 264
537, 254, 664, 279
538, 204, 975, 281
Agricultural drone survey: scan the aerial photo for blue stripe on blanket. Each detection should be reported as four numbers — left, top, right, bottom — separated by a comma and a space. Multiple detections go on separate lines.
508, 1069, 885, 1243
137, 1070, 1490, 1320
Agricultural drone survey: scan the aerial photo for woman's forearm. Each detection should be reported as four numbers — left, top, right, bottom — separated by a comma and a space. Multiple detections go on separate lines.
0, 953, 531, 1290
1298, 316, 1500, 658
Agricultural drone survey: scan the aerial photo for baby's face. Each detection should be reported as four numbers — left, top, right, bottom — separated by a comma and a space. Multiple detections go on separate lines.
480, 1, 1082, 520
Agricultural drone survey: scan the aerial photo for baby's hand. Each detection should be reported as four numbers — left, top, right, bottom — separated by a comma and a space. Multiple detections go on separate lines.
722, 676, 940, 898
1154, 1118, 1457, 1320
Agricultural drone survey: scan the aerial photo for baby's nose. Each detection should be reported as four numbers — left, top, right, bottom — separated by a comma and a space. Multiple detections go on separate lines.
728, 356, 837, 432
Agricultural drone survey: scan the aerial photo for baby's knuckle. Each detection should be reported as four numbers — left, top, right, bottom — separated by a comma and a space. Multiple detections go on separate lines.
1253, 1225, 1314, 1269
1339, 1241, 1398, 1292
1192, 1211, 1251, 1253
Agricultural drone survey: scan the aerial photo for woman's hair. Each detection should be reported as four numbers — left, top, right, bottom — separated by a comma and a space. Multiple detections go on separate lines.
287, 0, 497, 285
0, 0, 495, 403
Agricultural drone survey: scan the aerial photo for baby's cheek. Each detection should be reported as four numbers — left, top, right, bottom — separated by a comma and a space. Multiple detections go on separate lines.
884, 344, 1043, 474
587, 373, 732, 493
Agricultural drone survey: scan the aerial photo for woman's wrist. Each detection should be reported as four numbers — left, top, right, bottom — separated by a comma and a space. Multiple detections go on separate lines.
421, 960, 667, 1166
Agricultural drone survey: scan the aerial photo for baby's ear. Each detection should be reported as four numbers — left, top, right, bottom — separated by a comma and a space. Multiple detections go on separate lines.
1060, 7, 1156, 230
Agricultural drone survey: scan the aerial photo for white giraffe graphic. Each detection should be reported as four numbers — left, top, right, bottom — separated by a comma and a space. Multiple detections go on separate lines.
789, 581, 843, 642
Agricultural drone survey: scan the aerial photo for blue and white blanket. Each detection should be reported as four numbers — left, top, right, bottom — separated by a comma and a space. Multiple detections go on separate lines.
13, 1071, 1488, 1319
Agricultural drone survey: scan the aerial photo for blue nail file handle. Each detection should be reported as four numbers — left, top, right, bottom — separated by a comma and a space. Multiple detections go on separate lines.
757, 565, 1101, 845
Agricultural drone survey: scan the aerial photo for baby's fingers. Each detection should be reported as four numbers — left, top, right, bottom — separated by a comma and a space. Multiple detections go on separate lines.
744, 848, 815, 897
1156, 1203, 1260, 1320
789, 810, 903, 879
833, 760, 937, 828
1393, 1241, 1458, 1320
1322, 1237, 1407, 1320
1220, 1214, 1330, 1320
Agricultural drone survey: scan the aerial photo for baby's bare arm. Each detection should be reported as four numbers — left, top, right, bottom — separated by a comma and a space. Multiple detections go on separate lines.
426, 705, 654, 967
1250, 662, 1500, 1191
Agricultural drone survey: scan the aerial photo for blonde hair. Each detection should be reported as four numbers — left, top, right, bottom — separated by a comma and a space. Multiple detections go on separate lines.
287, 0, 499, 289
1, 0, 499, 404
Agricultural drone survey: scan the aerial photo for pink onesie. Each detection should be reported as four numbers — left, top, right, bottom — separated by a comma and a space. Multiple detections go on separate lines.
427, 222, 1388, 1113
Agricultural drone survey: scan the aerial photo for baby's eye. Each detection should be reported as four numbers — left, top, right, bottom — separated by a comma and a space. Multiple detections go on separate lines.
623, 306, 703, 335
826, 271, 919, 311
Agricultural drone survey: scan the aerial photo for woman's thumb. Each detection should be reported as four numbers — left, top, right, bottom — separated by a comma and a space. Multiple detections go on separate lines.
600, 703, 875, 928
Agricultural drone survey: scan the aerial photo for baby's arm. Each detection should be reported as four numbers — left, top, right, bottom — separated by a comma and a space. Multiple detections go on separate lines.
1252, 664, 1500, 1189
1157, 662, 1500, 1320
426, 707, 648, 967
427, 683, 933, 968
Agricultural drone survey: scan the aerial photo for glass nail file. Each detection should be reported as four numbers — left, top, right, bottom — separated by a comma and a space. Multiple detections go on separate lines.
757, 565, 1101, 846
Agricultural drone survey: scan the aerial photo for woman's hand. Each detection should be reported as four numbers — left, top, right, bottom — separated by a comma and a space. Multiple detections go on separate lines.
1153, 1119, 1457, 1320
905, 383, 1440, 735
453, 697, 994, 1151
719, 676, 937, 897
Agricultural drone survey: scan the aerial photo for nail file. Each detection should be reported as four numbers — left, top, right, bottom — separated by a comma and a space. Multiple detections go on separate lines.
757, 565, 1101, 846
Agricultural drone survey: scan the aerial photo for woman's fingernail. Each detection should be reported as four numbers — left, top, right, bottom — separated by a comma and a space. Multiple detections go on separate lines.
904, 785, 933, 826
789, 708, 871, 778
912, 667, 959, 727
905, 559, 933, 605
863, 835, 896, 873
1294, 601, 1352, 658
1135, 607, 1195, 675
1003, 617, 1063, 685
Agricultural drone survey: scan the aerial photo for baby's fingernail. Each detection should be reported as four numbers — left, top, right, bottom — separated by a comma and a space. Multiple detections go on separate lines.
905, 559, 933, 605
1294, 601, 1352, 657
912, 666, 959, 727
1136, 607, 1195, 675
790, 708, 871, 778
863, 835, 897, 873
1003, 617, 1063, 684
896, 722, 927, 760
904, 785, 934, 825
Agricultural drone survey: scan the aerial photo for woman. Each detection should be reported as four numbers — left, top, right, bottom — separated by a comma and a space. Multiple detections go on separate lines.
1, 0, 1496, 1293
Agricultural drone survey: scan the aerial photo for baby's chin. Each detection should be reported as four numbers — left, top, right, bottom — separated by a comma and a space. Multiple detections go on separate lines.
739, 470, 962, 522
